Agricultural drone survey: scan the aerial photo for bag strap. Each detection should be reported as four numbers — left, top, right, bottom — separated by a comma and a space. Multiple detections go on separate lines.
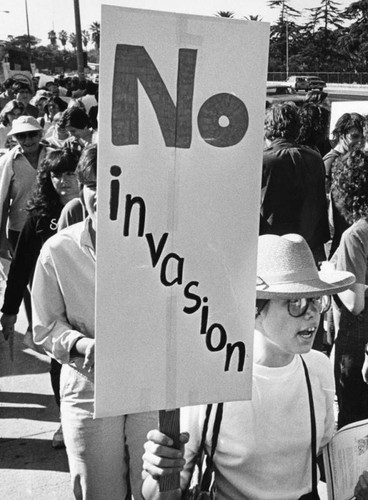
201, 403, 223, 492
199, 404, 213, 453
300, 356, 318, 496
209, 403, 223, 462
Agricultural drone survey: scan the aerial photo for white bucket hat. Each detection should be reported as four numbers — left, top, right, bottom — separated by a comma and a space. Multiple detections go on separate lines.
7, 116, 43, 136
256, 233, 355, 299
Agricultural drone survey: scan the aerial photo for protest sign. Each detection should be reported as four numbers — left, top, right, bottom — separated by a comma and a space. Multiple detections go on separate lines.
95, 5, 269, 417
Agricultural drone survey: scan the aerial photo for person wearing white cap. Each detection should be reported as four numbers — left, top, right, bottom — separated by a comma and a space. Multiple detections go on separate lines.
0, 115, 48, 256
142, 233, 356, 500
0, 115, 48, 326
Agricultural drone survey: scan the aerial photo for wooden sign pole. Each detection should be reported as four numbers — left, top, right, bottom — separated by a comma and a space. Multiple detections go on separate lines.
158, 408, 181, 491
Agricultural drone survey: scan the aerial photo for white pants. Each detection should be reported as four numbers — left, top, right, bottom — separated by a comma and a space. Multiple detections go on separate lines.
60, 360, 157, 500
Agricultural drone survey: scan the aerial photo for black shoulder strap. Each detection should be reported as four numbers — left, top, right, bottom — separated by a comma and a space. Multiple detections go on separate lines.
199, 404, 213, 452
210, 403, 223, 462
201, 403, 223, 492
300, 356, 318, 495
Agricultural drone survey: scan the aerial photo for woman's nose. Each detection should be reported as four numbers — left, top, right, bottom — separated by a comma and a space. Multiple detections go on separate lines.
304, 301, 319, 318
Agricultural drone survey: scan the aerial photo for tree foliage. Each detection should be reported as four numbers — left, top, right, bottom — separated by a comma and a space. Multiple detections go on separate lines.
3, 4, 368, 76
90, 21, 100, 50
58, 30, 68, 49
69, 33, 77, 50
215, 11, 235, 18
48, 30, 57, 47
82, 30, 90, 48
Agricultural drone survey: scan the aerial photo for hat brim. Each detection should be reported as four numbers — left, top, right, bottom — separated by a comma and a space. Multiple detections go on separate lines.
8, 125, 42, 136
256, 270, 356, 299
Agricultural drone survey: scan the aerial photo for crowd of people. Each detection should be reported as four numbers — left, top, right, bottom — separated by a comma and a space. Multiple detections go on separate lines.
1, 74, 368, 499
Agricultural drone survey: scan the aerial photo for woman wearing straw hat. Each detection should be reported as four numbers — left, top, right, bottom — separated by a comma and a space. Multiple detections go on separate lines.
142, 233, 355, 500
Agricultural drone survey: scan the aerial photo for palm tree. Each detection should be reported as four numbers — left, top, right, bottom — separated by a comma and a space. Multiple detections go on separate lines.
48, 30, 57, 47
216, 11, 235, 18
69, 33, 77, 51
90, 21, 100, 50
82, 29, 90, 49
58, 30, 68, 51
244, 15, 263, 21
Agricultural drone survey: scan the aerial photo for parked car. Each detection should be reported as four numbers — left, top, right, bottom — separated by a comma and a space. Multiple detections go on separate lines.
266, 83, 306, 107
287, 75, 326, 92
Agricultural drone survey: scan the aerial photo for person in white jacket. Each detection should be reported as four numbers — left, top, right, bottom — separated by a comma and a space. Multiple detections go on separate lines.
32, 144, 157, 500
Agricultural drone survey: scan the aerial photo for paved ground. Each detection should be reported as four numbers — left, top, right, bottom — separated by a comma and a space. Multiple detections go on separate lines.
0, 297, 74, 500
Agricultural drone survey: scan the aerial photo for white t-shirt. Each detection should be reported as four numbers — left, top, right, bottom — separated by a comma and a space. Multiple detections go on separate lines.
181, 350, 335, 500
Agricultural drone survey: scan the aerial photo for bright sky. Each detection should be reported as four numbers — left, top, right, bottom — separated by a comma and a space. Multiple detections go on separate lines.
0, 0, 354, 47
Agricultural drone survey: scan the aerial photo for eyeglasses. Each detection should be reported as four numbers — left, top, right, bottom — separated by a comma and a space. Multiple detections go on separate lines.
15, 131, 40, 139
287, 296, 331, 318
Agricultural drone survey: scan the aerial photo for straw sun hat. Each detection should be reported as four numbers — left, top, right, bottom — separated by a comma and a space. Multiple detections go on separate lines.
256, 234, 355, 299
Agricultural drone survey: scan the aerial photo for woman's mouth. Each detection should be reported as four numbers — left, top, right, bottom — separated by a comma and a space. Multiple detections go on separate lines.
297, 327, 316, 339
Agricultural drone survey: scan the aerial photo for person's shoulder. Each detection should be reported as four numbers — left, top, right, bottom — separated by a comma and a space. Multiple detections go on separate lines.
0, 145, 20, 165
180, 404, 208, 431
323, 149, 340, 162
342, 219, 368, 247
299, 144, 321, 157
41, 221, 84, 253
303, 351, 334, 385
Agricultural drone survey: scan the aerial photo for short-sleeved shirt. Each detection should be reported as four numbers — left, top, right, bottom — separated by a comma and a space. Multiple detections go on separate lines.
335, 218, 368, 286
180, 350, 335, 500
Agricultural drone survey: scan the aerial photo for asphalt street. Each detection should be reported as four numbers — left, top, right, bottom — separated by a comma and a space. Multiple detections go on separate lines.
0, 290, 74, 499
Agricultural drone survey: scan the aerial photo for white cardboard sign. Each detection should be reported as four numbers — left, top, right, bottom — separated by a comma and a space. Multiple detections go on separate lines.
95, 5, 269, 417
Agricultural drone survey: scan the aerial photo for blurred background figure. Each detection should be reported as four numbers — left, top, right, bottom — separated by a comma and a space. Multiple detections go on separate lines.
61, 107, 96, 150
13, 81, 38, 119
1, 147, 80, 448
31, 89, 52, 119
324, 112, 365, 192
0, 100, 25, 149
331, 149, 368, 429
261, 102, 329, 263
324, 112, 365, 258
43, 112, 70, 149
297, 102, 330, 156
0, 77, 15, 111
0, 116, 48, 328
39, 96, 67, 135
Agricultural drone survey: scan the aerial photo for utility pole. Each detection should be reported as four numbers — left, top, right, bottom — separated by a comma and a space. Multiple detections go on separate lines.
285, 21, 289, 80
24, 0, 32, 66
73, 0, 85, 83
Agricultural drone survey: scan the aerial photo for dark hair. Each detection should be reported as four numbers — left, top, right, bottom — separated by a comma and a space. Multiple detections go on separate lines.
331, 112, 364, 145
255, 299, 269, 318
264, 102, 300, 141
61, 107, 90, 129
27, 147, 80, 216
85, 80, 98, 95
0, 99, 24, 126
297, 103, 327, 148
331, 149, 368, 224
44, 96, 67, 116
13, 81, 32, 93
76, 144, 97, 185
2, 78, 15, 90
